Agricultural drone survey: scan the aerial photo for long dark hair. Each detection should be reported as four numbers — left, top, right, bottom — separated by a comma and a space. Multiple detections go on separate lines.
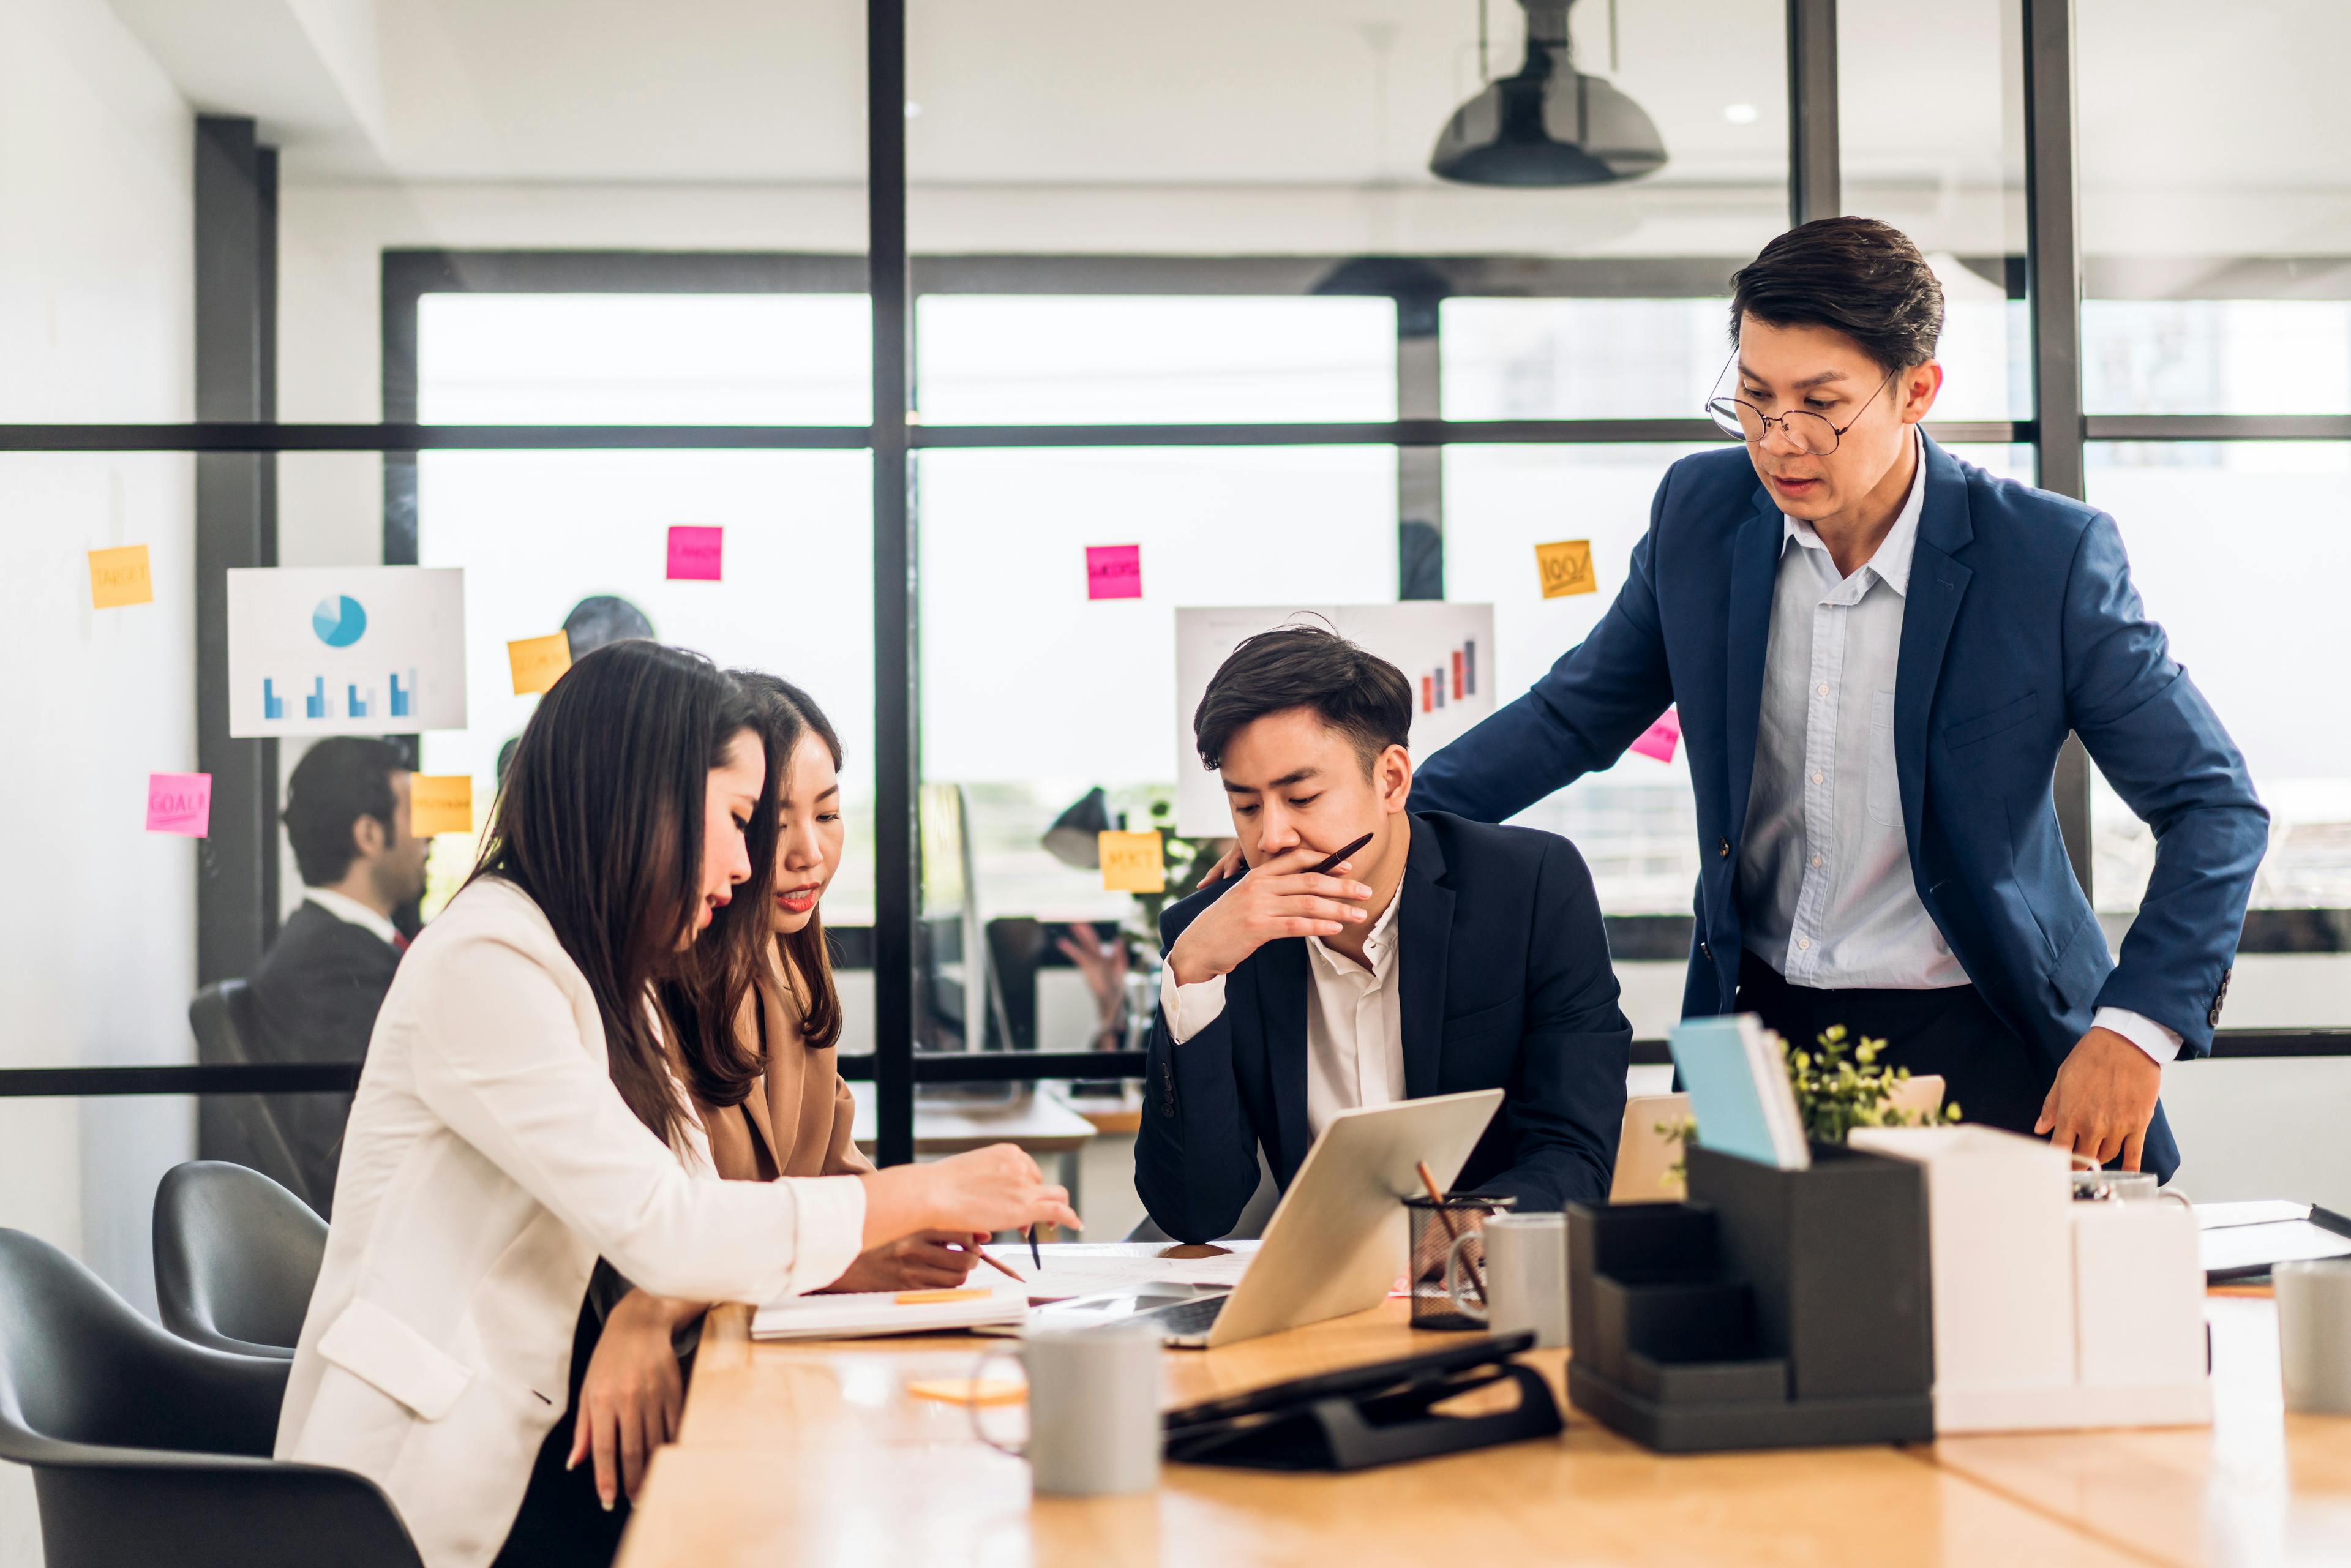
729, 671, 846, 1053
468, 641, 778, 1148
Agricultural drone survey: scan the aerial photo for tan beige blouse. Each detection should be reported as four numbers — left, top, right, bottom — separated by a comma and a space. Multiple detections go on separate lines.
683, 947, 874, 1185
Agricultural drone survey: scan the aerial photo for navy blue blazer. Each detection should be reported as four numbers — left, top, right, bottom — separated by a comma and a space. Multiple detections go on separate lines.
1134, 812, 1633, 1244
1412, 438, 2268, 1179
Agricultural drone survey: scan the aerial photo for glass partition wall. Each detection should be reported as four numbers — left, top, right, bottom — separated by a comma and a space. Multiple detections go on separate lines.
6, 0, 2344, 1189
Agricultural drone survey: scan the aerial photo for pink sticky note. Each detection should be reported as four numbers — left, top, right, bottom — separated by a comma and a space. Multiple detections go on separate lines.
666, 525, 723, 582
146, 772, 213, 837
1086, 544, 1142, 601
1629, 707, 1681, 764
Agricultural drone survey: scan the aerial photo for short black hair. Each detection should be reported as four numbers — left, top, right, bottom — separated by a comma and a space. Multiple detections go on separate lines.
283, 737, 405, 887
1193, 626, 1412, 776
1728, 217, 1944, 376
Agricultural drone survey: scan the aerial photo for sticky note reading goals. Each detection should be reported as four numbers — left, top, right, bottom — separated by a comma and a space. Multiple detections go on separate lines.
1098, 830, 1166, 894
89, 545, 154, 609
1086, 544, 1142, 601
666, 525, 723, 581
408, 775, 474, 836
1630, 707, 1682, 764
145, 772, 212, 836
1534, 539, 1596, 599
507, 631, 572, 696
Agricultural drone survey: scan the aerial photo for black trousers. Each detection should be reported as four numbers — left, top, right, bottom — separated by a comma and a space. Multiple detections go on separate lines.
1733, 948, 2056, 1138
490, 1297, 631, 1568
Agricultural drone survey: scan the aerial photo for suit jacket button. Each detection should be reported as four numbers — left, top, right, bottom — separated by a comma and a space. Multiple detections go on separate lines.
1717, 838, 1731, 859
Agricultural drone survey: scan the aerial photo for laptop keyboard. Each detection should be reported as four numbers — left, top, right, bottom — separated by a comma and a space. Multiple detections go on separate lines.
1140, 1295, 1228, 1337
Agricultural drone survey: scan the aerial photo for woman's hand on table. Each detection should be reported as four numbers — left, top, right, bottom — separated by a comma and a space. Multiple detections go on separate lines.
825, 1230, 991, 1293
568, 1288, 696, 1509
860, 1143, 1081, 1247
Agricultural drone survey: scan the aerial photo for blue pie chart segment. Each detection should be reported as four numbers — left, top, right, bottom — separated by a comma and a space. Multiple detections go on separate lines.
312, 595, 368, 648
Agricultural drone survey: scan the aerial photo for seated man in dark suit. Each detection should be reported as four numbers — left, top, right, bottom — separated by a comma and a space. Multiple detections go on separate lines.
221, 738, 429, 1214
1136, 627, 1632, 1244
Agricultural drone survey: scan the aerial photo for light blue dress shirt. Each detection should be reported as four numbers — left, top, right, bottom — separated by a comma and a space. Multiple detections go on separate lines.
1736, 432, 2181, 1063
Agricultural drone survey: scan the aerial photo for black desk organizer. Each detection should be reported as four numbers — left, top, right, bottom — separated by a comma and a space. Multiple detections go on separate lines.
1567, 1142, 1935, 1452
1164, 1332, 1563, 1471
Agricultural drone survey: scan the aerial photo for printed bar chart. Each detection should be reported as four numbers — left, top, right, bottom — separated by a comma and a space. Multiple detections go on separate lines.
303, 677, 326, 720
1421, 637, 1477, 713
347, 684, 371, 719
389, 669, 416, 719
262, 679, 285, 721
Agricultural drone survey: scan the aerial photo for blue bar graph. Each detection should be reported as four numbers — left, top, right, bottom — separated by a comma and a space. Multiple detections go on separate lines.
262, 679, 285, 721
347, 684, 370, 719
389, 669, 415, 719
304, 677, 326, 720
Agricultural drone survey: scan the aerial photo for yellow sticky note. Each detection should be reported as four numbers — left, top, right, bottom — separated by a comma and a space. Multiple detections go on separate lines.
408, 775, 474, 836
894, 1288, 992, 1305
1098, 830, 1166, 894
88, 545, 153, 609
1535, 539, 1597, 599
507, 631, 572, 696
907, 1376, 1027, 1408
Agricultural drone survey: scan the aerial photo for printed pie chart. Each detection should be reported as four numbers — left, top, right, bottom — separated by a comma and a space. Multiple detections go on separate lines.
312, 595, 369, 648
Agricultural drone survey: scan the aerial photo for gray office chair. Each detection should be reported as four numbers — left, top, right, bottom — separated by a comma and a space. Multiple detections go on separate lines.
154, 1161, 328, 1359
189, 980, 321, 1215
0, 1227, 422, 1568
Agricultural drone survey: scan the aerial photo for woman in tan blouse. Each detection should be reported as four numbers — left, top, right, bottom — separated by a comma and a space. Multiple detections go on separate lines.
558, 673, 991, 1519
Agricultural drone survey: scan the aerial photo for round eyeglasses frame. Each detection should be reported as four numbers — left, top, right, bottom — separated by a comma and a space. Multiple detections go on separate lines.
1703, 356, 1900, 456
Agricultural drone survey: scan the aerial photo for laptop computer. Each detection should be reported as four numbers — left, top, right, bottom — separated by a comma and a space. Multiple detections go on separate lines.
1031, 1088, 1504, 1348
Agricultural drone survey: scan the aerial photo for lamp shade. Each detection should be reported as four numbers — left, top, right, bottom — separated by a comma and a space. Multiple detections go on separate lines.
1430, 0, 1667, 188
1042, 787, 1113, 870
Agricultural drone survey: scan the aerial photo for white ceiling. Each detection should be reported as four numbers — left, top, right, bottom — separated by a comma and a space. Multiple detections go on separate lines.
105, 0, 2350, 196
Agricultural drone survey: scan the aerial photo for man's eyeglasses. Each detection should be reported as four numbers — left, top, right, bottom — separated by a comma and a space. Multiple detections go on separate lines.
1704, 354, 1900, 456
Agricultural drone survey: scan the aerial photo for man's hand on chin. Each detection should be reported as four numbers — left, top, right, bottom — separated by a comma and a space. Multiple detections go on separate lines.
2035, 1026, 2163, 1172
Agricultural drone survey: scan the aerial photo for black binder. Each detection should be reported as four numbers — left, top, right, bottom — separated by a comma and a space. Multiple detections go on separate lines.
1161, 1331, 1562, 1472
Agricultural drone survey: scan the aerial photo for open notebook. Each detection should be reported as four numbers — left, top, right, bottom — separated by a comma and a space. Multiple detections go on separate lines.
750, 1289, 1027, 1340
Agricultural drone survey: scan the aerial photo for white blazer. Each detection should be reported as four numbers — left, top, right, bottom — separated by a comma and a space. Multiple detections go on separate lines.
275, 877, 866, 1568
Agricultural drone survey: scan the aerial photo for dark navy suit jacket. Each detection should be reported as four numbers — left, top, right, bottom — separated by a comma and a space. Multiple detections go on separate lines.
1412, 438, 2268, 1180
1134, 812, 1633, 1244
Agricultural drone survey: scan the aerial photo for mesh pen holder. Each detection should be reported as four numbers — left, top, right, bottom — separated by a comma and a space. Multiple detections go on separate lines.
1405, 1193, 1517, 1330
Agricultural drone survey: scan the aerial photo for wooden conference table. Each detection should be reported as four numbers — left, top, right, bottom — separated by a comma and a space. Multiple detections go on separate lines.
615, 1249, 2351, 1568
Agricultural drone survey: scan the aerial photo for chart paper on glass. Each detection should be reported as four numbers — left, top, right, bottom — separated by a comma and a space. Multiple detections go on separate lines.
227, 567, 469, 737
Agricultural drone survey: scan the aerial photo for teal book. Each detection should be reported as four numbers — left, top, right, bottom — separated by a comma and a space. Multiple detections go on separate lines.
1670, 1015, 1811, 1170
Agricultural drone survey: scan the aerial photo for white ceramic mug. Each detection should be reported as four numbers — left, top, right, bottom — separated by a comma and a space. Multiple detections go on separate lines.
2276, 1258, 2351, 1414
973, 1323, 1163, 1496
1446, 1210, 1569, 1349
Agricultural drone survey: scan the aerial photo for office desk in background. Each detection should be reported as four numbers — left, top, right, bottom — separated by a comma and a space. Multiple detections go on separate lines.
612, 1248, 2351, 1568
850, 1087, 1101, 1227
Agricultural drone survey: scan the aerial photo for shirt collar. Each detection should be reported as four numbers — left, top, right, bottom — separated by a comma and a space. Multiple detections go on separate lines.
1779, 427, 1927, 598
304, 888, 402, 949
1306, 881, 1404, 980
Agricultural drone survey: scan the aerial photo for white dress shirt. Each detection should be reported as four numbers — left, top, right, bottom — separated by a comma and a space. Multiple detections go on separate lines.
1161, 885, 1408, 1139
1737, 430, 2182, 1065
304, 887, 402, 949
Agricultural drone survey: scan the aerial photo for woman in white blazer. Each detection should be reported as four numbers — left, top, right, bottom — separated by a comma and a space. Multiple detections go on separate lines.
275, 642, 1079, 1568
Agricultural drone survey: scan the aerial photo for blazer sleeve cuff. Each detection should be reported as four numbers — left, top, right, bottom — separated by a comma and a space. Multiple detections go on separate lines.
1159, 967, 1229, 1045
2093, 1006, 2184, 1066
781, 1175, 868, 1297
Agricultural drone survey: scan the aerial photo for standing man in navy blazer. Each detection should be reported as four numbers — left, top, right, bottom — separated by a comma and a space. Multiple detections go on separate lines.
1413, 217, 2267, 1181
1135, 627, 1632, 1244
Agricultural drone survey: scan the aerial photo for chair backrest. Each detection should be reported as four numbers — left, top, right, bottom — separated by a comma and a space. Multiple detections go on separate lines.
187, 979, 251, 1067
0, 1227, 422, 1568
189, 981, 324, 1214
154, 1162, 328, 1359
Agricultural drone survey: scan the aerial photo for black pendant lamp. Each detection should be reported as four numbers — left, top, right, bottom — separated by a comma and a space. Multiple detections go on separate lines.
1430, 0, 1668, 187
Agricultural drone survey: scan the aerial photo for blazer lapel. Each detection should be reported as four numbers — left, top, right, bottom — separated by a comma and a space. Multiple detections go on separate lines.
1256, 937, 1314, 1177
1397, 816, 1453, 1100
1723, 489, 1786, 853
1895, 437, 1976, 862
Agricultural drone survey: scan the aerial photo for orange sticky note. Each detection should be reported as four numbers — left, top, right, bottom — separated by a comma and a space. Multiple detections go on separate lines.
894, 1289, 992, 1305
88, 545, 153, 609
907, 1376, 1027, 1408
408, 775, 473, 836
1535, 539, 1597, 599
1098, 830, 1166, 894
507, 631, 572, 696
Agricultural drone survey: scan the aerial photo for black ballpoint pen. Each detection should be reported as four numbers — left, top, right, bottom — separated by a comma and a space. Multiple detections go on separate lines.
1027, 1223, 1041, 1269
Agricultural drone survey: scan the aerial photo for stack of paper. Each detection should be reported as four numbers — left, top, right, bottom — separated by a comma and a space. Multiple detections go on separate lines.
1670, 1014, 1811, 1170
750, 1289, 1027, 1341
